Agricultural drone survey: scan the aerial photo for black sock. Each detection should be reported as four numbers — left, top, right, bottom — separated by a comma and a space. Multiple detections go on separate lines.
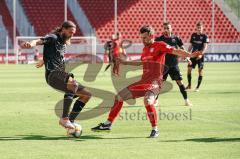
62, 93, 74, 118
179, 84, 187, 100
187, 74, 192, 86
197, 76, 203, 89
69, 100, 86, 122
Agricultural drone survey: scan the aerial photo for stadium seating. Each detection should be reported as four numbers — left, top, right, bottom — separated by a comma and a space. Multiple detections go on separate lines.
21, 0, 83, 36
166, 0, 240, 43
6, 0, 238, 43
78, 0, 240, 43
78, 0, 164, 42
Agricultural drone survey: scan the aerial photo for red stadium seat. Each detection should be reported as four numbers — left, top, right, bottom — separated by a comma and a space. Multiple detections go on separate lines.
21, 0, 83, 36
19, 0, 239, 43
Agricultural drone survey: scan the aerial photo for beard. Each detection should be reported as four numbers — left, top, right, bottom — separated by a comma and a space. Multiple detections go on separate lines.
163, 31, 170, 36
62, 33, 72, 43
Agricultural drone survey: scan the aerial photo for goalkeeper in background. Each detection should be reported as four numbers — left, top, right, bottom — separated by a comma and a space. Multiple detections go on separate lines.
104, 32, 127, 76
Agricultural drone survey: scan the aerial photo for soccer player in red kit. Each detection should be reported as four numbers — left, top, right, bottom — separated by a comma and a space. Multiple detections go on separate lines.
92, 25, 200, 138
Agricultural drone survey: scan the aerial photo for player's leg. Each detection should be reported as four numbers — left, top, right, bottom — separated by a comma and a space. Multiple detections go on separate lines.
59, 93, 75, 129
195, 61, 204, 91
91, 87, 133, 132
47, 71, 91, 129
112, 62, 119, 76
176, 80, 192, 106
68, 87, 92, 123
112, 57, 120, 76
62, 93, 74, 118
46, 71, 75, 129
169, 66, 192, 106
186, 67, 192, 90
144, 91, 159, 138
186, 58, 196, 90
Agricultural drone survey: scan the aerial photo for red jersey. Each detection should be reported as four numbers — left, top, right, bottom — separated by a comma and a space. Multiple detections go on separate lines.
141, 41, 174, 80
111, 39, 121, 57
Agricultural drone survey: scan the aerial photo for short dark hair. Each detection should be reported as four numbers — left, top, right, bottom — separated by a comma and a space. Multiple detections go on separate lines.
140, 25, 154, 35
196, 22, 203, 27
163, 22, 171, 26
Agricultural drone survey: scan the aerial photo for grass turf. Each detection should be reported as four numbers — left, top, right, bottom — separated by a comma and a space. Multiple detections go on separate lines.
0, 63, 239, 159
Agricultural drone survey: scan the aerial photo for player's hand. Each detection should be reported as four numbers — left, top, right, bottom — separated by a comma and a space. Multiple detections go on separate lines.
20, 42, 32, 49
188, 59, 192, 65
191, 51, 202, 58
35, 60, 44, 68
196, 54, 203, 60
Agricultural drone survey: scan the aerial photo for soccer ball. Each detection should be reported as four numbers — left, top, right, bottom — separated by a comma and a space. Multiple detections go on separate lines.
67, 123, 82, 138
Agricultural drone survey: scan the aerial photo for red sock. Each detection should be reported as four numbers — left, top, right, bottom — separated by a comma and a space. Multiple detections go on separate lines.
107, 99, 123, 123
145, 105, 158, 127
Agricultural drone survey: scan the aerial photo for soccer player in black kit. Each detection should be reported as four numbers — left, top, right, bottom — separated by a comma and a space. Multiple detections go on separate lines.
155, 22, 192, 106
186, 22, 209, 92
21, 21, 91, 132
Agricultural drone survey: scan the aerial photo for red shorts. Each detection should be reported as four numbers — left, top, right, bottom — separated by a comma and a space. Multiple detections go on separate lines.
127, 78, 163, 98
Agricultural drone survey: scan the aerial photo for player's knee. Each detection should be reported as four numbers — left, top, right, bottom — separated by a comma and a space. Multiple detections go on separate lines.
83, 90, 92, 101
176, 80, 183, 85
64, 93, 74, 99
144, 93, 156, 106
115, 94, 123, 102
85, 91, 92, 101
67, 80, 78, 93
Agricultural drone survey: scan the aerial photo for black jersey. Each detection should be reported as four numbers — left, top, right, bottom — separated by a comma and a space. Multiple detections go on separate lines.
155, 35, 183, 66
190, 33, 209, 52
41, 34, 66, 77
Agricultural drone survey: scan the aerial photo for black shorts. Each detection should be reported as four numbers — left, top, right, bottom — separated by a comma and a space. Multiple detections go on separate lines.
163, 65, 182, 81
189, 57, 204, 69
46, 70, 85, 93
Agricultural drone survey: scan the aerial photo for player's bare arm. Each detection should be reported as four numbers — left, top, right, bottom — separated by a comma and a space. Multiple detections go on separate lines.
187, 44, 194, 61
172, 49, 189, 58
35, 60, 44, 68
116, 57, 142, 66
172, 49, 200, 58
188, 44, 193, 52
201, 43, 208, 54
20, 39, 44, 68
179, 45, 191, 64
20, 39, 44, 49
196, 43, 208, 60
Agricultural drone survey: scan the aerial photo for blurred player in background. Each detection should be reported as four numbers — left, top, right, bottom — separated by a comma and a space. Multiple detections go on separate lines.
186, 22, 209, 92
21, 21, 91, 133
33, 48, 39, 62
92, 25, 201, 138
104, 32, 127, 76
155, 22, 192, 106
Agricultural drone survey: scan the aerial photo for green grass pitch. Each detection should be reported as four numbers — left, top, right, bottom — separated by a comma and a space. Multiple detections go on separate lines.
0, 63, 239, 159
